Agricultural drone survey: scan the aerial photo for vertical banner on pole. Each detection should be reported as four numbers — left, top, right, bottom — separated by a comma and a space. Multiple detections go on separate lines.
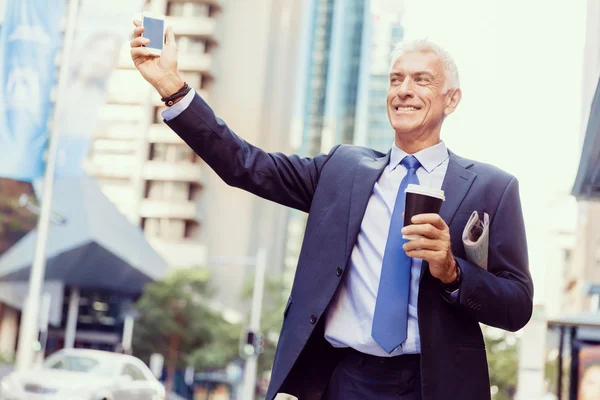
0, 0, 66, 181
54, 0, 144, 177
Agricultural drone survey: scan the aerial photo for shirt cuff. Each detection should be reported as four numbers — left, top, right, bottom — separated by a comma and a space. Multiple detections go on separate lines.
161, 89, 196, 121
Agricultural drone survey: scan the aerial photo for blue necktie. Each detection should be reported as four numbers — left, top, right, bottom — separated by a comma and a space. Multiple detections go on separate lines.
372, 155, 421, 353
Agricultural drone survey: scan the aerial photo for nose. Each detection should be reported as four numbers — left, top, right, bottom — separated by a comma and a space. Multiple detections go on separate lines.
396, 79, 414, 99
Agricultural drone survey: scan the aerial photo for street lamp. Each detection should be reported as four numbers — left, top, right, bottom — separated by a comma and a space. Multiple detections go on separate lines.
209, 248, 267, 400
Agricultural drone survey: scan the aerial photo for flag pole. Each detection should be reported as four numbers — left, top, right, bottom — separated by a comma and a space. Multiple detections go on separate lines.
15, 0, 80, 371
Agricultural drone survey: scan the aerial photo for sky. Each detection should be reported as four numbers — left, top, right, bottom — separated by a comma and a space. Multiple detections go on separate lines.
400, 0, 589, 313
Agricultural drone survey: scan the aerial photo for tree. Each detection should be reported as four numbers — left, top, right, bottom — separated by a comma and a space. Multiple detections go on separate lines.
133, 268, 240, 391
484, 327, 519, 400
0, 178, 37, 256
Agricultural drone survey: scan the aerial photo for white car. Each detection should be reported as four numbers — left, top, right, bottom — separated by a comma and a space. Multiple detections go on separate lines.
0, 348, 166, 400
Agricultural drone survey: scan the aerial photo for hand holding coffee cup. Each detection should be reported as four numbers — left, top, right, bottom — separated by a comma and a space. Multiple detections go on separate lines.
402, 184, 445, 240
401, 185, 458, 285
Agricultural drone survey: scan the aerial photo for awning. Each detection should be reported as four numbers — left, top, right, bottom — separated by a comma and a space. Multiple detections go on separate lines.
548, 311, 600, 328
572, 76, 600, 199
0, 176, 168, 295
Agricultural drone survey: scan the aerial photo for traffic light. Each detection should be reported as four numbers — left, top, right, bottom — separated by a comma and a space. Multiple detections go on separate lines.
239, 328, 265, 359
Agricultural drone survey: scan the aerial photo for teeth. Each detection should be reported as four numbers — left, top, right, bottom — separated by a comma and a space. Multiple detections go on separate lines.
396, 106, 418, 111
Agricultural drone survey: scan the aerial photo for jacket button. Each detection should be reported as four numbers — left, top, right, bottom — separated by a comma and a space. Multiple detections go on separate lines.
309, 314, 317, 324
336, 267, 343, 276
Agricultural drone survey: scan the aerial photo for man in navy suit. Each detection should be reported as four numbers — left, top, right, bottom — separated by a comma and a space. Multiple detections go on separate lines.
130, 21, 533, 400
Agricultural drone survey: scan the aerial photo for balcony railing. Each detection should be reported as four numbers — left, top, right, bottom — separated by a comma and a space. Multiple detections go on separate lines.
169, 16, 217, 38
142, 160, 203, 183
139, 199, 198, 220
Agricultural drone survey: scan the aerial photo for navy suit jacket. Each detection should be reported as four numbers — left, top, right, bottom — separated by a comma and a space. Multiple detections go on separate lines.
165, 94, 534, 400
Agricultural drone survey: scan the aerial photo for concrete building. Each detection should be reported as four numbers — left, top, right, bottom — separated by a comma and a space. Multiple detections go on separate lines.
195, 0, 309, 310
85, 0, 223, 271
0, 0, 218, 360
568, 0, 600, 314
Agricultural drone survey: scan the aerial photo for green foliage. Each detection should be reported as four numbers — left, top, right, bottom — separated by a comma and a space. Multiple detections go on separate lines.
132, 267, 240, 372
0, 178, 38, 256
484, 327, 518, 400
0, 352, 14, 365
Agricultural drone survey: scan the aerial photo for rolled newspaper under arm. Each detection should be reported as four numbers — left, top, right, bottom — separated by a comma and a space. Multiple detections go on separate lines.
461, 211, 490, 269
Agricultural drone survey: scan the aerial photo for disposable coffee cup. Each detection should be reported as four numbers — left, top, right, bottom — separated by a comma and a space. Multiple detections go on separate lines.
402, 184, 445, 240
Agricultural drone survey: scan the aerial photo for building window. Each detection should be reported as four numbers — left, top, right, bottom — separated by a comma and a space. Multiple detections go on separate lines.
149, 143, 193, 163
145, 180, 190, 201
184, 220, 199, 238
167, 2, 209, 17
167, 2, 185, 16
176, 36, 206, 54
171, 181, 190, 201
180, 72, 202, 89
172, 144, 193, 162
149, 143, 168, 162
189, 2, 209, 17
146, 181, 166, 200
142, 217, 185, 240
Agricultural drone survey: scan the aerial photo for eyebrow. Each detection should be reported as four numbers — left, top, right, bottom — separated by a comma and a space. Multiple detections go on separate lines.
389, 71, 435, 78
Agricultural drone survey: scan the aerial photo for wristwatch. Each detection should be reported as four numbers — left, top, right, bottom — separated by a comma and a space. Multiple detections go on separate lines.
443, 261, 462, 293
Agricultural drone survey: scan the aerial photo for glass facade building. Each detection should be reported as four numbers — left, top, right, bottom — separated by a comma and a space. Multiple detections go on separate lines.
284, 0, 405, 273
295, 0, 404, 158
299, 0, 367, 156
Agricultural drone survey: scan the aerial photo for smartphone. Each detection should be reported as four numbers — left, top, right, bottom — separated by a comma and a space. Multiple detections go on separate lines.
142, 12, 165, 56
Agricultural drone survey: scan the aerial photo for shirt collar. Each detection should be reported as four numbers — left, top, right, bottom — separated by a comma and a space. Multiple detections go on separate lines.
389, 141, 449, 173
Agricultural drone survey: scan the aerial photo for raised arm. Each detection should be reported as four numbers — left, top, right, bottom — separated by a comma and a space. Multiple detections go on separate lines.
129, 20, 334, 212
166, 92, 337, 211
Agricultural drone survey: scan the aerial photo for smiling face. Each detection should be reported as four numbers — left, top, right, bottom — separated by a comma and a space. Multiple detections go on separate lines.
387, 50, 461, 146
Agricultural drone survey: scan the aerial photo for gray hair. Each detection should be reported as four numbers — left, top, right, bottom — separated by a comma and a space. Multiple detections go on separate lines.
389, 39, 460, 92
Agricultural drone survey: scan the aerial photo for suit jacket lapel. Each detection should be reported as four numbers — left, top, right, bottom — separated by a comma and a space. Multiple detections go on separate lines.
344, 154, 390, 262
421, 152, 477, 279
438, 151, 477, 225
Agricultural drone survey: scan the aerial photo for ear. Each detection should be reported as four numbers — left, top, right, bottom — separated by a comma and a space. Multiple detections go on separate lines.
444, 88, 462, 116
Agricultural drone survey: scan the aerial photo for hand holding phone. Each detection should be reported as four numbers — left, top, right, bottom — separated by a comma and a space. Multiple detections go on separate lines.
130, 18, 183, 98
141, 12, 165, 56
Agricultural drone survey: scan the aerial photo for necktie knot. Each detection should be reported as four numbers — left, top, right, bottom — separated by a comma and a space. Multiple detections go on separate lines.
401, 155, 421, 171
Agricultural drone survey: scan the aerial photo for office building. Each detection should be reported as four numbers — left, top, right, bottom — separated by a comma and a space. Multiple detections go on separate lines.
86, 0, 223, 270
0, 0, 218, 358
355, 0, 404, 152
193, 0, 309, 310
292, 0, 403, 157
284, 0, 405, 274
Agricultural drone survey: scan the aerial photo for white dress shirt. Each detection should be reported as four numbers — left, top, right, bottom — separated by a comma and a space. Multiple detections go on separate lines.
324, 142, 450, 357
